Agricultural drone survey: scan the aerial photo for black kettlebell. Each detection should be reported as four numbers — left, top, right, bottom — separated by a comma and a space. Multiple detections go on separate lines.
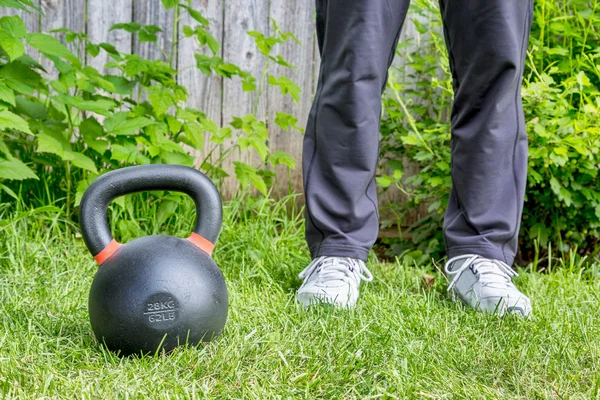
79, 164, 228, 356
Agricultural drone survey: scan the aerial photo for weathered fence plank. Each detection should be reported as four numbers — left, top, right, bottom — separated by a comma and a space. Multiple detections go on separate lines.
40, 0, 85, 75
132, 0, 175, 63
221, 0, 269, 196
267, 0, 315, 195
87, 0, 133, 72
177, 0, 223, 141
40, 0, 85, 37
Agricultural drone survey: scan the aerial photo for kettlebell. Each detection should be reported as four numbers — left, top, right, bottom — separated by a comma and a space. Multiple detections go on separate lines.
79, 164, 228, 356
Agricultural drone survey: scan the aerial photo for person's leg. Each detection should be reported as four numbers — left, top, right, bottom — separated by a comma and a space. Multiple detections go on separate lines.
440, 0, 534, 317
440, 0, 534, 265
303, 0, 411, 262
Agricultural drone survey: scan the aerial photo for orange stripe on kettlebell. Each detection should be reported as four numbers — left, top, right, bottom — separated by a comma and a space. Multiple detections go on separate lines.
187, 232, 215, 256
94, 239, 122, 265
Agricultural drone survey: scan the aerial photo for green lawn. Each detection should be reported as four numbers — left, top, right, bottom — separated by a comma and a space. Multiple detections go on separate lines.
1, 198, 599, 399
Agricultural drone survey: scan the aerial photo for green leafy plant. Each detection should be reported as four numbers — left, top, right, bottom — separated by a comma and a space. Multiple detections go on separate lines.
378, 0, 452, 261
0, 0, 302, 225
378, 0, 600, 263
521, 0, 600, 259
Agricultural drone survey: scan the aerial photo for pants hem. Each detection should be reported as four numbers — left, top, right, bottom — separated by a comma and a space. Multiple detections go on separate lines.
447, 245, 514, 265
310, 245, 371, 262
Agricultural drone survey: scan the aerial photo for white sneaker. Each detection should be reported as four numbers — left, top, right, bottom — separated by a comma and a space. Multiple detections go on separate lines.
444, 254, 532, 317
297, 256, 374, 308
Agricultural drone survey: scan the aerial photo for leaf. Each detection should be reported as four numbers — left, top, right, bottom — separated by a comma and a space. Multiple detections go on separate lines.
576, 71, 591, 88
110, 143, 138, 163
53, 94, 116, 116
0, 140, 9, 156
376, 175, 394, 188
163, 151, 195, 166
183, 6, 209, 26
166, 115, 183, 134
183, 121, 205, 150
36, 133, 71, 158
86, 43, 100, 57
157, 200, 178, 226
422, 273, 435, 288
550, 177, 562, 194
241, 74, 256, 92
0, 0, 39, 12
209, 126, 231, 145
0, 15, 27, 38
239, 135, 268, 161
123, 54, 150, 76
234, 161, 267, 195
104, 112, 154, 135
102, 75, 136, 95
0, 82, 15, 106
182, 25, 194, 38
268, 75, 301, 103
0, 109, 31, 134
68, 151, 98, 173
80, 117, 108, 154
15, 97, 46, 119
148, 86, 175, 116
0, 61, 42, 94
271, 54, 296, 69
138, 29, 157, 43
110, 22, 141, 33
268, 151, 296, 168
27, 33, 78, 64
99, 42, 120, 56
528, 224, 549, 246
160, 0, 178, 9
274, 112, 303, 132
0, 30, 24, 61
0, 183, 18, 199
198, 30, 219, 55
544, 47, 568, 56
144, 25, 162, 34
0, 157, 37, 180
553, 147, 568, 156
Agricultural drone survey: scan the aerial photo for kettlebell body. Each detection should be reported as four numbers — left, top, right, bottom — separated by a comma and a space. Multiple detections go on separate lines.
80, 165, 228, 356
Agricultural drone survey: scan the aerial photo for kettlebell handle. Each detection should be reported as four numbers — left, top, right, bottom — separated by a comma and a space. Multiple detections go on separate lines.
79, 165, 223, 264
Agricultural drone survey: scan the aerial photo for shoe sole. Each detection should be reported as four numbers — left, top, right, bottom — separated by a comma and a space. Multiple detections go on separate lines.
297, 293, 354, 308
450, 289, 531, 318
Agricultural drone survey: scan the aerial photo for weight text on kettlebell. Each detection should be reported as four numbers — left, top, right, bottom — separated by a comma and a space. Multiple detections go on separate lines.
143, 296, 179, 324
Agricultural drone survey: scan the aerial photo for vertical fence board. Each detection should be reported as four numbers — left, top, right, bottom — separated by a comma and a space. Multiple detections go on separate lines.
87, 0, 133, 72
132, 0, 175, 62
177, 0, 223, 134
267, 0, 315, 195
221, 0, 269, 196
40, 0, 86, 75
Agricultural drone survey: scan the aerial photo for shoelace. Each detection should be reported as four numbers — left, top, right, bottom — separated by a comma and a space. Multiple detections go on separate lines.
298, 256, 374, 286
444, 254, 517, 292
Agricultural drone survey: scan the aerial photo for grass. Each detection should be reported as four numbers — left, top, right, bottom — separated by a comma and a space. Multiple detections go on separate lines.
1, 196, 600, 399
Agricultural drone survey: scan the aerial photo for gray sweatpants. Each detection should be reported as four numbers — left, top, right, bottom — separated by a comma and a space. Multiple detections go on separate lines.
303, 0, 534, 265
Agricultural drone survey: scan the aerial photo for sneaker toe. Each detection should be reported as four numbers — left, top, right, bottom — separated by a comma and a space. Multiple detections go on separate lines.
478, 289, 532, 317
297, 285, 355, 308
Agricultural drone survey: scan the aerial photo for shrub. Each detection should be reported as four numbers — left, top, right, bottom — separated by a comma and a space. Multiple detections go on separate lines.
0, 0, 301, 221
378, 0, 600, 263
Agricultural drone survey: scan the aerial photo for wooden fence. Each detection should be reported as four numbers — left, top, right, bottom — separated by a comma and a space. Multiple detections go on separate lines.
2, 0, 427, 215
